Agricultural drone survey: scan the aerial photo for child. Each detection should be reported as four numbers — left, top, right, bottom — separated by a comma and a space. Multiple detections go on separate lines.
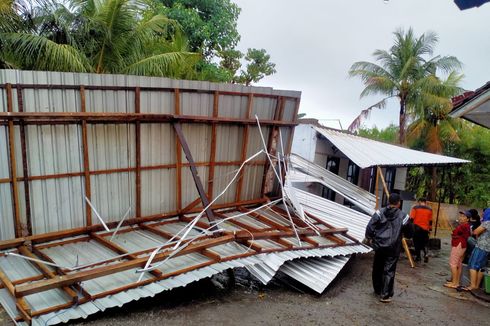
444, 211, 471, 289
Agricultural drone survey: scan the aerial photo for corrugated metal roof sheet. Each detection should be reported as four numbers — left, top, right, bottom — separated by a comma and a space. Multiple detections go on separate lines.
312, 126, 469, 168
246, 245, 371, 285
280, 256, 350, 293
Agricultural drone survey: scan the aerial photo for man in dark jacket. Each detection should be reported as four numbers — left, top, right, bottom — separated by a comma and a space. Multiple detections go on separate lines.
365, 193, 412, 303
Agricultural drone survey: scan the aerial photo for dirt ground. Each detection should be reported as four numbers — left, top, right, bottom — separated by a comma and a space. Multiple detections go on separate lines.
1, 235, 489, 326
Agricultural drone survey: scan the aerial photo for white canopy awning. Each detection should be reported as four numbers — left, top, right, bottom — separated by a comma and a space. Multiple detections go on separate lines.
312, 126, 469, 169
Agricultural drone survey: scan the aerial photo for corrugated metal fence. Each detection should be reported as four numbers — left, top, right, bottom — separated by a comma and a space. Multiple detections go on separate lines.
0, 70, 300, 240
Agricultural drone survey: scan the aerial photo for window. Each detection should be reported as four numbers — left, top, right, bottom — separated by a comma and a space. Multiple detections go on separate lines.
322, 156, 340, 201
346, 160, 360, 185
368, 167, 376, 193
344, 160, 360, 206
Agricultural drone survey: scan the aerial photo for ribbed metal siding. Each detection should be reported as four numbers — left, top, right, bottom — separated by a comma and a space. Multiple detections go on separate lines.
0, 125, 15, 239
0, 70, 301, 240
314, 126, 469, 168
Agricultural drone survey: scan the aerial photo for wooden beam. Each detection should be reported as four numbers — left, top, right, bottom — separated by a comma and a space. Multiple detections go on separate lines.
0, 160, 266, 185
16, 85, 32, 236
0, 83, 299, 101
377, 166, 390, 198
0, 198, 269, 251
173, 122, 217, 224
6, 84, 22, 237
15, 235, 236, 297
80, 86, 92, 226
17, 246, 79, 303
260, 97, 283, 197
0, 112, 298, 127
90, 233, 163, 278
207, 91, 219, 200
135, 87, 141, 218
175, 89, 182, 212
0, 268, 32, 323
233, 227, 348, 241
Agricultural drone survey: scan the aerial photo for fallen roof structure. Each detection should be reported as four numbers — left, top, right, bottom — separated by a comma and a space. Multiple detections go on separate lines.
450, 81, 490, 129
0, 70, 371, 324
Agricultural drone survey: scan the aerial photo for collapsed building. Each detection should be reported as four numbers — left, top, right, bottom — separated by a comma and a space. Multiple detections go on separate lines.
0, 70, 468, 325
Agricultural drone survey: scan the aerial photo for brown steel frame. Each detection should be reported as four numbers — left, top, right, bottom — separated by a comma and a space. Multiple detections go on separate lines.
0, 82, 328, 324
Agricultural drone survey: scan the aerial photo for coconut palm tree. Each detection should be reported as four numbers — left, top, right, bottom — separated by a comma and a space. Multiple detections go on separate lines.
348, 28, 462, 144
406, 72, 464, 200
0, 0, 199, 77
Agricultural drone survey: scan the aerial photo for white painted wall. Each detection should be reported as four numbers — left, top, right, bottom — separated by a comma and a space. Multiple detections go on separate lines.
291, 124, 317, 161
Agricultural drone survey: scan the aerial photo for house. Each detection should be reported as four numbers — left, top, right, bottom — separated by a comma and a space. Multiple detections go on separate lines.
450, 81, 490, 129
291, 120, 469, 207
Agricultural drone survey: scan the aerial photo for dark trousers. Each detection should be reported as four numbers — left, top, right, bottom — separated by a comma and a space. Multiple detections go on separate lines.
413, 226, 429, 259
372, 248, 399, 298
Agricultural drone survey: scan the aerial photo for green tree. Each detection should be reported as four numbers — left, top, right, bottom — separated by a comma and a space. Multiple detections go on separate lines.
158, 0, 241, 59
349, 28, 462, 144
0, 0, 199, 77
405, 72, 464, 200
358, 123, 398, 143
237, 48, 277, 86
155, 1, 276, 85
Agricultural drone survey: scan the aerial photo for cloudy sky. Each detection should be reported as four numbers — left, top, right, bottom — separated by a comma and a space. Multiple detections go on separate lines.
232, 0, 490, 130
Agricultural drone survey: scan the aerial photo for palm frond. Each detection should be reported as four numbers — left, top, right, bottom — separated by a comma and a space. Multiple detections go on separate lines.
2, 32, 91, 72
123, 51, 199, 76
347, 96, 392, 132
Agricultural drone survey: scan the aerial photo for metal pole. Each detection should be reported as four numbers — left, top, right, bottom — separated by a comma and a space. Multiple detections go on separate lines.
434, 167, 445, 237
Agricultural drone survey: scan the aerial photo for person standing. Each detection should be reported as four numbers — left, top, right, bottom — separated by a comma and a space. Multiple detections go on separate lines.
467, 208, 490, 292
444, 211, 471, 289
365, 193, 412, 303
410, 197, 433, 263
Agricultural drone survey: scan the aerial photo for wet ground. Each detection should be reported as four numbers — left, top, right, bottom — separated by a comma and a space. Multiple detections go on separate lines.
1, 235, 489, 326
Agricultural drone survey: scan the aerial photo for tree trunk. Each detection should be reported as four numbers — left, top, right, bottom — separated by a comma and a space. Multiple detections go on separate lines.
399, 99, 406, 144
429, 166, 437, 202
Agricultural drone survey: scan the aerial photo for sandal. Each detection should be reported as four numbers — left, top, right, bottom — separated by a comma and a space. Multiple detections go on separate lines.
456, 286, 471, 292
443, 283, 458, 289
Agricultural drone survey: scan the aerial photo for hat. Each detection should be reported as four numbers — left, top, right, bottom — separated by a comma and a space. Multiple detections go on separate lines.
483, 208, 490, 222
459, 210, 472, 219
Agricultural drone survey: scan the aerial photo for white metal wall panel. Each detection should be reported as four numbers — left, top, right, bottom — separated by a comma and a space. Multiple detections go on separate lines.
29, 177, 85, 234
181, 85, 213, 117
218, 94, 248, 119
282, 98, 297, 122
252, 96, 276, 120
140, 124, 175, 166
27, 125, 82, 175
180, 124, 211, 164
88, 125, 135, 170
212, 165, 238, 204
246, 126, 269, 159
0, 126, 9, 179
140, 169, 176, 216
181, 166, 208, 207
86, 90, 134, 113
90, 172, 135, 223
240, 165, 264, 201
0, 184, 15, 240
215, 125, 242, 162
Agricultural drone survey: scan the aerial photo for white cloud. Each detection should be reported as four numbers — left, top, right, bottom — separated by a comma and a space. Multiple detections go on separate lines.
233, 0, 490, 129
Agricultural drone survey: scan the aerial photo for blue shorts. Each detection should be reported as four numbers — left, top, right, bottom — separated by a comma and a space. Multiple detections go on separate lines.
468, 247, 489, 271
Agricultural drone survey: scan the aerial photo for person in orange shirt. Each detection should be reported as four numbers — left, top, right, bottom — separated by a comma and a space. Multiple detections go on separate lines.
409, 197, 433, 263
